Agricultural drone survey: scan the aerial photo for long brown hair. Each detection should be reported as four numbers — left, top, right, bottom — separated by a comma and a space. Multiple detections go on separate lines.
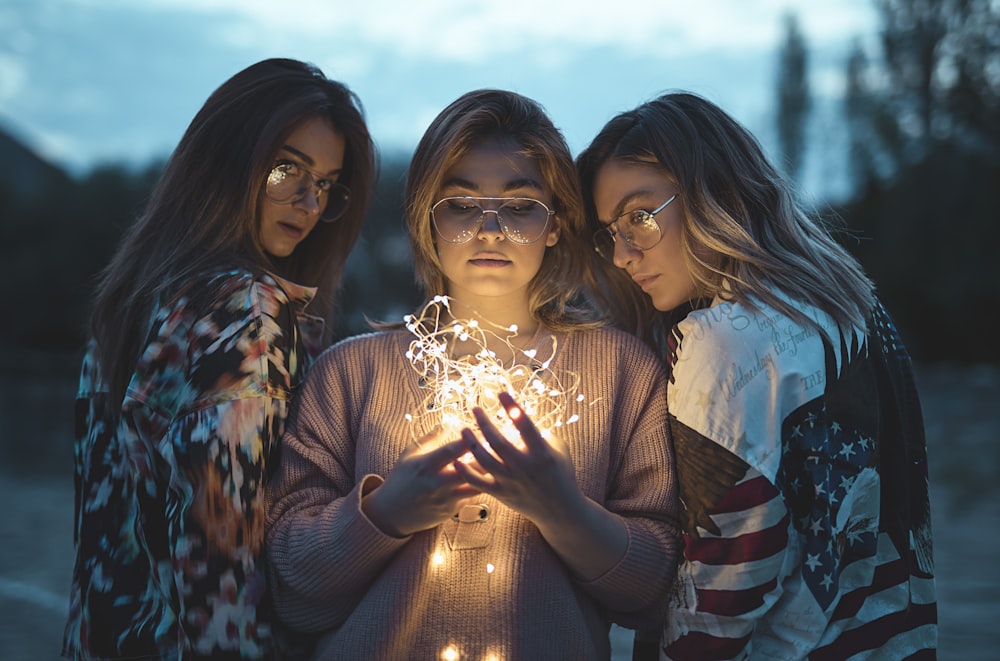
90, 58, 377, 405
403, 89, 601, 332
577, 91, 874, 350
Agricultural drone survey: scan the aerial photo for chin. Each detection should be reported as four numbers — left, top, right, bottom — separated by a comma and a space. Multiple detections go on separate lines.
264, 245, 295, 259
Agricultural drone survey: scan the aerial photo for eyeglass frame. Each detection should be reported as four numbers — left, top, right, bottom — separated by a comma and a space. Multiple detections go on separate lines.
430, 196, 556, 245
265, 159, 351, 223
592, 193, 679, 258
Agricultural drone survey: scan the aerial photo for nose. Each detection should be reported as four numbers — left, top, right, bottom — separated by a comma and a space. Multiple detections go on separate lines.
612, 235, 640, 269
477, 209, 505, 240
293, 184, 323, 215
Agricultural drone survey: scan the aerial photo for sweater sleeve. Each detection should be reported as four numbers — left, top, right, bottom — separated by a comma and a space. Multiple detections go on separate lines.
265, 341, 411, 633
578, 331, 683, 630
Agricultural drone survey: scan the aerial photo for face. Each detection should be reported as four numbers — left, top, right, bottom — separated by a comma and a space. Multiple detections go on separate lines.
433, 137, 559, 305
260, 116, 346, 258
592, 160, 696, 312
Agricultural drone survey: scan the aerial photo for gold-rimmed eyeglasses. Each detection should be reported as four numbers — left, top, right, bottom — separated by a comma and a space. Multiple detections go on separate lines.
431, 196, 555, 245
592, 194, 678, 260
266, 160, 351, 223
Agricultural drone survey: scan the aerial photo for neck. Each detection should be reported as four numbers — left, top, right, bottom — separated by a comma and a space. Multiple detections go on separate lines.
443, 296, 539, 339
438, 297, 545, 363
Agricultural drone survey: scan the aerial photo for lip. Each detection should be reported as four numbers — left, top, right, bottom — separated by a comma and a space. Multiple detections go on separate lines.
469, 252, 510, 268
633, 274, 658, 291
278, 221, 305, 239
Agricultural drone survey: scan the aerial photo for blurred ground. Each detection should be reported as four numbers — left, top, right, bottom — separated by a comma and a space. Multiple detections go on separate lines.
1, 362, 997, 660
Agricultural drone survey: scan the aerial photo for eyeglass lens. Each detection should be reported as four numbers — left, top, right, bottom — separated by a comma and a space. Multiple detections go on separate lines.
432, 197, 551, 245
593, 210, 661, 260
266, 163, 350, 222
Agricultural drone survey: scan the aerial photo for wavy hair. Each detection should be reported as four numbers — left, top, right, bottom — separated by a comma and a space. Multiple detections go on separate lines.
577, 91, 873, 349
402, 89, 601, 331
90, 58, 378, 405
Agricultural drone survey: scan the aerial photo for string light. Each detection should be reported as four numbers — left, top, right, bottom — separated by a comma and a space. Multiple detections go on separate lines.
403, 296, 585, 448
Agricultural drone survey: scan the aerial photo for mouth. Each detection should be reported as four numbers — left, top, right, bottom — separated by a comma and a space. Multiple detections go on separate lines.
633, 274, 658, 291
278, 221, 305, 240
469, 253, 510, 268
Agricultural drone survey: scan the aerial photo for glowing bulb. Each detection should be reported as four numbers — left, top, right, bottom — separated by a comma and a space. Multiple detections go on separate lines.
432, 552, 445, 566
486, 563, 495, 574
402, 296, 590, 448
441, 646, 460, 661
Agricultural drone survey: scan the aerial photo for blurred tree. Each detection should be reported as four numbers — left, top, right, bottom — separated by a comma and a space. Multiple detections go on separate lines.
840, 0, 1000, 363
776, 11, 811, 181
846, 0, 1000, 178
0, 161, 162, 352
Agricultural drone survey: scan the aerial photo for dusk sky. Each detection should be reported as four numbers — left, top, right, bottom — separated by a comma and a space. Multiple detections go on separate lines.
1, 0, 880, 200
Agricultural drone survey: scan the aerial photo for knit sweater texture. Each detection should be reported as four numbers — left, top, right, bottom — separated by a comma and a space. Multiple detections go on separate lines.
266, 325, 681, 660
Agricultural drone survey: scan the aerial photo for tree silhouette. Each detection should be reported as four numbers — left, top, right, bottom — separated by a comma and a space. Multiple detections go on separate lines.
776, 11, 811, 181
838, 0, 1000, 362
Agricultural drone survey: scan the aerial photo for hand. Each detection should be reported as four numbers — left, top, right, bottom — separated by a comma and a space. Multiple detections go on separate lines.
362, 428, 480, 537
454, 392, 585, 527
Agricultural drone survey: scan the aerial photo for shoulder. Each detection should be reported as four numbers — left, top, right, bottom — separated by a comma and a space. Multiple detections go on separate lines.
674, 297, 834, 368
559, 326, 667, 390
565, 325, 661, 361
312, 329, 409, 372
669, 298, 833, 479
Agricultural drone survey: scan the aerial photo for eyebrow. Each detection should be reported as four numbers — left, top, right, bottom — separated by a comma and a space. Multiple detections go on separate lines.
606, 190, 656, 224
440, 176, 547, 196
279, 145, 342, 177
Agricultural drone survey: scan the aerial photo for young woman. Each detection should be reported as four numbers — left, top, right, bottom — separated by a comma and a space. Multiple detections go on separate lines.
62, 58, 377, 660
265, 89, 681, 660
577, 91, 937, 659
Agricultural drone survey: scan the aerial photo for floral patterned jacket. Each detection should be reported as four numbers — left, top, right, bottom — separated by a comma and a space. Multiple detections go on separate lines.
63, 269, 324, 660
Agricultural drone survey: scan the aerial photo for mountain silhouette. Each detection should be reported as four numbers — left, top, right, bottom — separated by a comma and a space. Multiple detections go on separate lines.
0, 121, 71, 198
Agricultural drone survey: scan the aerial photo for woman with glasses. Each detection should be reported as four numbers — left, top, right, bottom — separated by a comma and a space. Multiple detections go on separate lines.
577, 92, 937, 659
62, 58, 376, 660
265, 89, 681, 660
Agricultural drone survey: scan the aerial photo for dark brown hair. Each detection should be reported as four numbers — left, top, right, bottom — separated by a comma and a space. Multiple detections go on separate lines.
90, 58, 377, 405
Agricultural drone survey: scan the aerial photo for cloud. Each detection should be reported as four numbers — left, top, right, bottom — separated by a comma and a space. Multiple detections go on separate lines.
2, 0, 875, 199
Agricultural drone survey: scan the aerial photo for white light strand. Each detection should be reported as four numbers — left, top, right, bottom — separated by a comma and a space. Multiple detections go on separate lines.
404, 295, 584, 446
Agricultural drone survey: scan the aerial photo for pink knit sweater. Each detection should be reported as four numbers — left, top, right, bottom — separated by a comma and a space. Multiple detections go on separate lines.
266, 326, 680, 660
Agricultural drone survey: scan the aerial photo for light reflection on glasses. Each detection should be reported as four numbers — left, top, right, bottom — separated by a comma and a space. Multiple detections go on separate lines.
592, 193, 678, 260
266, 160, 350, 223
431, 196, 555, 245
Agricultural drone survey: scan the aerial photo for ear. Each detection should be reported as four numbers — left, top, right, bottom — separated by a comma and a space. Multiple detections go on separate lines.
545, 222, 560, 247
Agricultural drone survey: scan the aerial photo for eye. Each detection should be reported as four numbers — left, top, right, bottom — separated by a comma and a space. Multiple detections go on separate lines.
314, 178, 334, 193
445, 198, 480, 213
268, 160, 300, 184
503, 199, 541, 215
625, 209, 655, 227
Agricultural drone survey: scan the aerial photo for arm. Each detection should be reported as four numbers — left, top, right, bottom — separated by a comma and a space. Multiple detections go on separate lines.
265, 343, 477, 633
456, 337, 682, 628
127, 273, 304, 658
663, 420, 791, 660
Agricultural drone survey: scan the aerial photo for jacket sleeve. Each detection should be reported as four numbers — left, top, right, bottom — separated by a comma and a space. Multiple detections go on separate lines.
662, 419, 791, 660
126, 274, 302, 658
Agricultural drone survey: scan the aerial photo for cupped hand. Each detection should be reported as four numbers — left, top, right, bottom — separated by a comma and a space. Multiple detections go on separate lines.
454, 392, 584, 526
362, 427, 481, 537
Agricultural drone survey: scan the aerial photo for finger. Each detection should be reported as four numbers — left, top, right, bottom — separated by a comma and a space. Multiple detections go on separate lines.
453, 456, 497, 491
461, 427, 507, 475
471, 406, 519, 460
497, 392, 546, 450
421, 436, 472, 472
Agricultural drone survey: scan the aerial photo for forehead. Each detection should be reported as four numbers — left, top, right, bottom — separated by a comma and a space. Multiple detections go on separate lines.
440, 137, 546, 194
592, 160, 669, 213
281, 116, 345, 173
